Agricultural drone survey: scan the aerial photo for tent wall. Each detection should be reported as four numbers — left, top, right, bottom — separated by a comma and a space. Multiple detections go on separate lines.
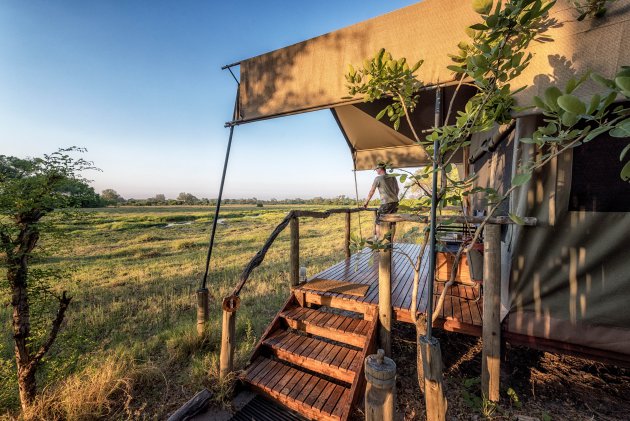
238, 0, 630, 124
471, 117, 630, 356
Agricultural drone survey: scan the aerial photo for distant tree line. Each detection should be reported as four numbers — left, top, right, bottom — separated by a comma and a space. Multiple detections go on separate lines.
95, 191, 361, 207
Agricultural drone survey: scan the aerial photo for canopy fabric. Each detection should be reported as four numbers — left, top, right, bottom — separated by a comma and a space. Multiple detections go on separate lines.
333, 104, 428, 170
238, 0, 630, 124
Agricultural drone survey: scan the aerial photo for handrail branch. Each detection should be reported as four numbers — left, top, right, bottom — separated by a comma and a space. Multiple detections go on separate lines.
229, 207, 377, 298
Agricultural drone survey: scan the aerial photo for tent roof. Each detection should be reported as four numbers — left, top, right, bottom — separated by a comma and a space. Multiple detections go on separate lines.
233, 0, 630, 168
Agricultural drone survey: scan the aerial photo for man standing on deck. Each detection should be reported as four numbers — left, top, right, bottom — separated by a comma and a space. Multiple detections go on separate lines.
363, 161, 400, 225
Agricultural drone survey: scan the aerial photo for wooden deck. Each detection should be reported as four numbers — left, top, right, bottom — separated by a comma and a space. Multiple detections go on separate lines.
295, 243, 483, 336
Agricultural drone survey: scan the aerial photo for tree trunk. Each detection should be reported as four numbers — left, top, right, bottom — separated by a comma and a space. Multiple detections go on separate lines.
17, 364, 36, 410
10, 268, 36, 409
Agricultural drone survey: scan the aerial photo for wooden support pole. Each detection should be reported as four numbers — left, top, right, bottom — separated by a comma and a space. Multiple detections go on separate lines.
373, 210, 378, 237
196, 288, 209, 337
344, 211, 351, 259
365, 349, 396, 421
419, 336, 447, 421
290, 216, 299, 288
482, 223, 501, 402
219, 296, 240, 379
378, 222, 392, 357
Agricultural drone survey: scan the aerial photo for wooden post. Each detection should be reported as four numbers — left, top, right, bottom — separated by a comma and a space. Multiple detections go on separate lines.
373, 210, 378, 237
364, 349, 396, 421
290, 216, 299, 288
378, 222, 392, 357
219, 296, 240, 379
344, 211, 351, 259
482, 223, 501, 402
419, 336, 447, 421
167, 389, 213, 421
196, 288, 209, 337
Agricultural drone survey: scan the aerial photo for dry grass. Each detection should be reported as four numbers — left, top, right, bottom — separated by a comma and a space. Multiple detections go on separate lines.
1, 205, 404, 419
23, 356, 137, 421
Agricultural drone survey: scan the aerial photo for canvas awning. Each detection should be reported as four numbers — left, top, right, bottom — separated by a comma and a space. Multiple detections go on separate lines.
232, 0, 630, 169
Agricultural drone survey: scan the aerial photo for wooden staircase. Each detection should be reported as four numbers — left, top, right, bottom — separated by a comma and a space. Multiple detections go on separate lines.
240, 292, 378, 421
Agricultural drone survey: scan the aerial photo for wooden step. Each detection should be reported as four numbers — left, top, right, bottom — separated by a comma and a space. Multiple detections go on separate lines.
263, 329, 361, 384
301, 291, 374, 319
280, 306, 369, 348
244, 356, 350, 421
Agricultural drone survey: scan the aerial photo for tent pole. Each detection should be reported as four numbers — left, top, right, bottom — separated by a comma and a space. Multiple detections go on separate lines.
201, 88, 239, 290
425, 87, 442, 340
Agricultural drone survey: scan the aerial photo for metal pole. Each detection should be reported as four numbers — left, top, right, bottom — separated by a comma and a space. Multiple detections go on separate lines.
201, 88, 239, 290
425, 87, 442, 339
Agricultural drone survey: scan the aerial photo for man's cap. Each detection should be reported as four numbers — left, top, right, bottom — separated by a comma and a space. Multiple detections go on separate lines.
374, 161, 388, 170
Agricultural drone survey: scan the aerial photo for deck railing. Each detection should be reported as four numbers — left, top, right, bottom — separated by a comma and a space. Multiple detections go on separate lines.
216, 207, 538, 403
379, 212, 536, 402
218, 207, 377, 378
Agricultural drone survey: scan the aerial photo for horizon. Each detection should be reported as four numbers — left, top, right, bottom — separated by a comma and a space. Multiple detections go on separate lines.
1, 0, 419, 200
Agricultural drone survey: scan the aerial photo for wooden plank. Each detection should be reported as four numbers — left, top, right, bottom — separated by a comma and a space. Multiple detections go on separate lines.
321, 385, 346, 416
266, 333, 356, 383
304, 378, 328, 408
248, 358, 275, 384
249, 294, 297, 363
282, 308, 367, 348
245, 357, 350, 420
293, 377, 321, 407
288, 370, 315, 401
339, 314, 379, 421
280, 369, 306, 396
314, 382, 338, 413
303, 292, 373, 318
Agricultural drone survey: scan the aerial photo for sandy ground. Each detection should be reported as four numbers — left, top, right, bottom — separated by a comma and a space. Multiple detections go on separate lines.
384, 323, 630, 421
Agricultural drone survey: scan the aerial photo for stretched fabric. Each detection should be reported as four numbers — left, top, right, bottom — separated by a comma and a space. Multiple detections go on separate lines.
238, 0, 630, 123
472, 116, 630, 356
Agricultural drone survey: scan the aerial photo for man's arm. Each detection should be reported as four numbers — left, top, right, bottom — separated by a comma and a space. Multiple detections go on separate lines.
364, 180, 378, 208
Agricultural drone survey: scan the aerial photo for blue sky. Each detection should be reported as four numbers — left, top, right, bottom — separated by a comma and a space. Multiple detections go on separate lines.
0, 0, 419, 199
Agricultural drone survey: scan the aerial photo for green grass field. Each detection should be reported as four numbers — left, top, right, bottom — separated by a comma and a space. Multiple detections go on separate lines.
0, 205, 403, 419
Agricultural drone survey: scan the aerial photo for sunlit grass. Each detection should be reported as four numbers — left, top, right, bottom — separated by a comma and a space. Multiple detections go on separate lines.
1, 205, 418, 419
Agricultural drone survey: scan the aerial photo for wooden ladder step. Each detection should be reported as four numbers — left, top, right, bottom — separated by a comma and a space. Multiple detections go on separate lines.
263, 329, 362, 384
243, 356, 351, 421
301, 291, 374, 319
280, 306, 369, 348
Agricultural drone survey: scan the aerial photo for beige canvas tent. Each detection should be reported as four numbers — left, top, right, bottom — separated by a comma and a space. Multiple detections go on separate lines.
223, 0, 630, 363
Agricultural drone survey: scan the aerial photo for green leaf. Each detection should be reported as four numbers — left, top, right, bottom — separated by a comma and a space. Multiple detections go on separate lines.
509, 213, 526, 225
543, 87, 562, 111
620, 143, 630, 162
561, 111, 578, 127
587, 94, 601, 115
469, 23, 489, 30
591, 73, 615, 89
512, 172, 531, 186
375, 108, 387, 121
615, 76, 630, 92
565, 78, 577, 94
447, 65, 466, 73
533, 96, 547, 110
557, 94, 586, 115
472, 0, 493, 14
621, 161, 630, 182
610, 119, 630, 138
610, 126, 630, 138
584, 125, 609, 142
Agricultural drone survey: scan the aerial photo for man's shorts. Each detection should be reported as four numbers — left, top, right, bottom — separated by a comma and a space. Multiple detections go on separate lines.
376, 202, 399, 223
